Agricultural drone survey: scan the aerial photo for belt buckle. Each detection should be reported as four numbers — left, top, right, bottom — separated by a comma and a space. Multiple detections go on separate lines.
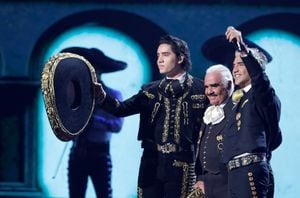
241, 155, 252, 166
159, 143, 176, 154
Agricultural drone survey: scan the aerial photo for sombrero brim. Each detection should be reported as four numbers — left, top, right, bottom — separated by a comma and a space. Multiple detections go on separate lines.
41, 53, 97, 141
202, 35, 272, 67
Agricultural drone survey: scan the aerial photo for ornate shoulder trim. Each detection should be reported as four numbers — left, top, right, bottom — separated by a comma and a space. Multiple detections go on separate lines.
142, 91, 155, 99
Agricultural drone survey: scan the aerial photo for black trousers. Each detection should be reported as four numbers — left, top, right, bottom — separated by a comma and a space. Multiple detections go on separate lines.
267, 164, 274, 198
140, 177, 186, 198
68, 142, 112, 198
202, 172, 228, 198
227, 161, 269, 198
138, 150, 194, 198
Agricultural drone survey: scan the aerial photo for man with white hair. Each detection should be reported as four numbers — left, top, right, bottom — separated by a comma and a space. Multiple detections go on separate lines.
201, 26, 282, 198
193, 64, 234, 198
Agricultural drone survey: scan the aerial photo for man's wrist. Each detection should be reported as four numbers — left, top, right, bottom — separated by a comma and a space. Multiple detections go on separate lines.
96, 92, 106, 104
240, 50, 248, 57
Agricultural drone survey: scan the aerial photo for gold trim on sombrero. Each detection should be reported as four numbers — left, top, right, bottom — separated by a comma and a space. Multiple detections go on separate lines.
41, 52, 97, 141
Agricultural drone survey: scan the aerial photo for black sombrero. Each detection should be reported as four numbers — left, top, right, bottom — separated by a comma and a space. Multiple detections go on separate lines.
202, 35, 272, 68
41, 53, 97, 141
41, 47, 127, 141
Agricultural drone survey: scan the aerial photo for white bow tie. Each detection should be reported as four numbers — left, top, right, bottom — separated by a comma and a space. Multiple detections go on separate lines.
203, 105, 225, 125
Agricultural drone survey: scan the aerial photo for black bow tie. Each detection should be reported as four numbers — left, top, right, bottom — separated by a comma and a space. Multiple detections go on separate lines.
159, 78, 184, 97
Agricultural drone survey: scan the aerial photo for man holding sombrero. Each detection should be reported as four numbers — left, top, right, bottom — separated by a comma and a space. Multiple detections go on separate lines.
94, 35, 208, 198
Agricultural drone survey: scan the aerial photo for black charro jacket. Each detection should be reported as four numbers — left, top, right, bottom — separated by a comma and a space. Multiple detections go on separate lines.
221, 52, 282, 163
195, 100, 234, 177
100, 74, 208, 151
